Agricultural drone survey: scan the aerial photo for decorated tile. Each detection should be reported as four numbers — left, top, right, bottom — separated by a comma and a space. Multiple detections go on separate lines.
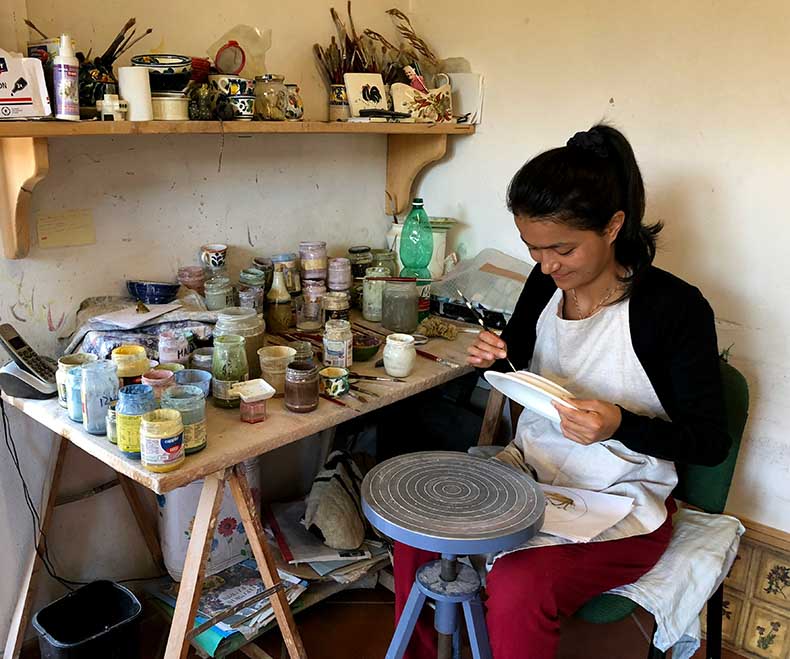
743, 605, 790, 658
701, 590, 744, 644
726, 541, 754, 592
754, 549, 790, 609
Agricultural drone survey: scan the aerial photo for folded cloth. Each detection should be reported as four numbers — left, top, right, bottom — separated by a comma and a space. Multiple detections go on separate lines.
608, 507, 744, 659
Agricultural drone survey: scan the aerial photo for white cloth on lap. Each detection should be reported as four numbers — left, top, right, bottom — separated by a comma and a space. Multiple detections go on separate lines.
607, 507, 744, 659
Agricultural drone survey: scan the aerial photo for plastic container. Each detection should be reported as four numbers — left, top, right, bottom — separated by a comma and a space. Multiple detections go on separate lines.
53, 34, 79, 121
214, 307, 265, 379
399, 197, 433, 279
212, 335, 249, 408
258, 346, 296, 394
56, 353, 98, 408
299, 241, 328, 280
32, 580, 141, 659
327, 257, 352, 291
284, 361, 319, 413
116, 384, 156, 459
81, 361, 119, 435
140, 409, 184, 473
231, 379, 276, 424
111, 345, 149, 385
162, 385, 207, 454
323, 319, 353, 368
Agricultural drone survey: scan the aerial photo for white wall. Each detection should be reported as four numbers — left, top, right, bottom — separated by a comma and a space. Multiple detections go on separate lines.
1, 0, 789, 645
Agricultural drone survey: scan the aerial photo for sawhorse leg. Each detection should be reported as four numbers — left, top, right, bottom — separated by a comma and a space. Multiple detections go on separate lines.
118, 473, 165, 571
4, 434, 68, 659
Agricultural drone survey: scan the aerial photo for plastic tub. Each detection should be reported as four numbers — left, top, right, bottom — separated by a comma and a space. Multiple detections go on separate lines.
32, 580, 141, 659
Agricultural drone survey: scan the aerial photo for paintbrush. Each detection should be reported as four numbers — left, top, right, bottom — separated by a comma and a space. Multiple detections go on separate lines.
320, 393, 349, 408
416, 349, 460, 369
349, 383, 379, 398
24, 19, 48, 40
455, 288, 517, 372
348, 373, 405, 383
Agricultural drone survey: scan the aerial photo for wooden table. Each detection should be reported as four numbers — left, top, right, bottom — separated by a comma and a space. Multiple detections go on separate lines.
2, 319, 476, 659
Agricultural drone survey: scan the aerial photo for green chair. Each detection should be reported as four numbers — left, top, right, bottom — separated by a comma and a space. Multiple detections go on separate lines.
574, 359, 750, 659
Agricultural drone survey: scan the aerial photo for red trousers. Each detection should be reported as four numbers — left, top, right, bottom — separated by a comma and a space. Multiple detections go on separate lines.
394, 500, 675, 659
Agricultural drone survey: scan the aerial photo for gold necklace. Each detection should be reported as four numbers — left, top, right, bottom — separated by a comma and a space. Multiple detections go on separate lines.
571, 286, 617, 320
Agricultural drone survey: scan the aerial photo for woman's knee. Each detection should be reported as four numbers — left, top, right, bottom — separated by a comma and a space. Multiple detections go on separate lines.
485, 551, 561, 616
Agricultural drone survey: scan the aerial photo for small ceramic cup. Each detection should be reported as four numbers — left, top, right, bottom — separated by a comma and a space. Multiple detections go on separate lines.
200, 244, 228, 269
319, 367, 350, 398
229, 94, 255, 121
208, 74, 253, 96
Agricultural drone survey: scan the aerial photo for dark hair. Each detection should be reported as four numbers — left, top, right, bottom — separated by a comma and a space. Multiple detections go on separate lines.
506, 123, 661, 292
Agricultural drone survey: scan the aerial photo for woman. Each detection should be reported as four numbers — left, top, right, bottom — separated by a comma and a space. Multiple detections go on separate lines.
394, 124, 729, 659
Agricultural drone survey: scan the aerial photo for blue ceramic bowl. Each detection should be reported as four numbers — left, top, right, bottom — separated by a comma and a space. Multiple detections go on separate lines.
126, 280, 180, 304
174, 369, 212, 397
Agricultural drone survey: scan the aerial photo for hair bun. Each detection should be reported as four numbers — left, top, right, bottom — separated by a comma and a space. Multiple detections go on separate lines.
567, 130, 608, 158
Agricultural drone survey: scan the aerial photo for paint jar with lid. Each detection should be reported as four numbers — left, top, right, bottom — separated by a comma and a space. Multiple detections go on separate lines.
251, 257, 274, 293
81, 361, 119, 435
65, 366, 84, 423
142, 368, 174, 402
299, 280, 325, 331
106, 401, 118, 444
231, 379, 275, 424
348, 245, 373, 279
111, 345, 150, 386
271, 253, 301, 294
371, 249, 397, 276
204, 276, 235, 311
299, 241, 328, 281
158, 330, 190, 365
238, 268, 267, 315
381, 281, 419, 333
322, 291, 350, 324
323, 319, 353, 368
284, 361, 319, 413
56, 353, 98, 408
384, 333, 417, 378
140, 409, 184, 473
289, 340, 314, 364
177, 266, 205, 296
327, 257, 352, 291
162, 385, 206, 454
212, 334, 249, 408
363, 267, 391, 322
257, 346, 296, 394
116, 384, 157, 459
214, 307, 266, 379
190, 347, 214, 372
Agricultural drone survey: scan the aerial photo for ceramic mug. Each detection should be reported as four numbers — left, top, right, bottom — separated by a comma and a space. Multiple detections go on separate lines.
208, 74, 253, 96
432, 73, 450, 88
201, 244, 228, 269
319, 367, 350, 398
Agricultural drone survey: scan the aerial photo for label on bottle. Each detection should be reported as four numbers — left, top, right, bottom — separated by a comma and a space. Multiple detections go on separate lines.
117, 413, 143, 454
183, 420, 207, 452
141, 432, 184, 467
323, 338, 353, 368
301, 258, 327, 271
53, 63, 79, 118
213, 379, 241, 401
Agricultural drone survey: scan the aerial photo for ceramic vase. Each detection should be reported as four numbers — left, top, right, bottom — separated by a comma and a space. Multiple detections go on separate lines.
328, 84, 350, 121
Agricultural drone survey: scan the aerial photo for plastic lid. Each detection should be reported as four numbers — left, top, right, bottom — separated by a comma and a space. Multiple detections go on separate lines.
412, 197, 424, 205
230, 378, 275, 403
59, 34, 75, 58
215, 40, 246, 75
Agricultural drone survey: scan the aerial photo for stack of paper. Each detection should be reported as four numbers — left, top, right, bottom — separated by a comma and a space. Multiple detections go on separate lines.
537, 484, 634, 543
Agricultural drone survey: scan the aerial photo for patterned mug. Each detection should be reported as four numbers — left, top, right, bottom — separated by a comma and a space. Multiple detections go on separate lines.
200, 244, 228, 269
319, 367, 350, 398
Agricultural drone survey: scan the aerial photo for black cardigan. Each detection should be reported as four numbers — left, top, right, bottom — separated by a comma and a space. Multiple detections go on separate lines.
497, 265, 730, 466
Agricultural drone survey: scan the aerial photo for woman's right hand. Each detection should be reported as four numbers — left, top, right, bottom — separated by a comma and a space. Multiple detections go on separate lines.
466, 331, 509, 368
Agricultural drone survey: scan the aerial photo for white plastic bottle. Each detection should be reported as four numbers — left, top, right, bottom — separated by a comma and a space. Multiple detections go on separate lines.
53, 34, 79, 121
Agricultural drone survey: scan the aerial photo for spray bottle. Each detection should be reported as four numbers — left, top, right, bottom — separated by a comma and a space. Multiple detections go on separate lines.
53, 34, 79, 121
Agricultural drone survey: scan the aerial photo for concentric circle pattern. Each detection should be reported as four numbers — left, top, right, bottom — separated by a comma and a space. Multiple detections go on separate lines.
363, 452, 544, 554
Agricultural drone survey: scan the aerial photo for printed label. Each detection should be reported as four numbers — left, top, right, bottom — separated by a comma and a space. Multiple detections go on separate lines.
323, 338, 353, 368
141, 432, 184, 467
117, 414, 143, 454
301, 258, 327, 271
183, 420, 207, 451
213, 379, 240, 401
54, 63, 79, 116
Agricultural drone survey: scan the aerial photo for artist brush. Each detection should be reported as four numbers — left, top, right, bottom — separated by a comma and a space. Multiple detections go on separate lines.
349, 383, 379, 398
455, 288, 517, 372
352, 323, 388, 338
348, 372, 405, 383
24, 19, 48, 40
320, 393, 349, 408
416, 349, 460, 369
364, 277, 437, 283
345, 390, 369, 404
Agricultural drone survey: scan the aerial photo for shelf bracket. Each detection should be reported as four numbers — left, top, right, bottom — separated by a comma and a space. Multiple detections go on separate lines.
386, 133, 447, 216
0, 137, 49, 259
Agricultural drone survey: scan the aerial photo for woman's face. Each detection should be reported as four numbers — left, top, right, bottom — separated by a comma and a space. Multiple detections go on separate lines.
514, 213, 623, 290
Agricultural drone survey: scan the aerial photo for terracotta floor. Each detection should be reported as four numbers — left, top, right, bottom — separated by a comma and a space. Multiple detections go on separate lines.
25, 584, 742, 659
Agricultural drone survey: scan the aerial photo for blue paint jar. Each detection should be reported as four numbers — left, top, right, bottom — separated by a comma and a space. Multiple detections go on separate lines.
81, 361, 119, 435
116, 384, 156, 459
65, 366, 83, 423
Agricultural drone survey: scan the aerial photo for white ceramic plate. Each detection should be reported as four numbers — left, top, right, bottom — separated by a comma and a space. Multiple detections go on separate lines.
484, 370, 577, 424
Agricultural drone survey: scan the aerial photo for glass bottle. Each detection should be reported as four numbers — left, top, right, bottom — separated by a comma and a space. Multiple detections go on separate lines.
140, 409, 184, 473
81, 361, 120, 435
322, 291, 351, 324
158, 330, 190, 365
111, 345, 150, 386
56, 353, 98, 408
254, 74, 288, 121
381, 281, 419, 333
323, 319, 353, 368
363, 267, 391, 322
299, 241, 328, 281
299, 279, 326, 330
237, 268, 267, 316
190, 347, 214, 372
371, 249, 396, 276
204, 276, 235, 311
162, 385, 207, 454
266, 265, 293, 335
399, 197, 433, 279
348, 245, 373, 279
214, 307, 266, 378
116, 384, 157, 459
212, 334, 249, 408
328, 257, 352, 292
284, 361, 319, 413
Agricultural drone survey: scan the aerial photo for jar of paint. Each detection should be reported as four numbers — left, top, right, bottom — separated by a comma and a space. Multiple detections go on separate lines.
231, 378, 276, 424
323, 319, 353, 368
140, 409, 184, 473
284, 361, 319, 413
111, 345, 150, 386
383, 333, 417, 378
106, 401, 118, 444
251, 257, 274, 293
271, 253, 301, 294
238, 287, 264, 316
204, 276, 235, 311
257, 346, 296, 394
142, 369, 175, 401
162, 385, 206, 454
362, 267, 390, 322
116, 384, 156, 459
299, 241, 328, 281
348, 245, 373, 279
81, 361, 119, 435
177, 266, 205, 296
381, 281, 419, 333
154, 362, 185, 373
214, 307, 266, 379
212, 334, 249, 408
299, 280, 325, 331
289, 340, 314, 364
327, 257, 352, 292
65, 366, 83, 423
371, 249, 396, 276
266, 266, 293, 335
322, 291, 351, 324
158, 330, 190, 365
190, 347, 214, 372
56, 353, 98, 408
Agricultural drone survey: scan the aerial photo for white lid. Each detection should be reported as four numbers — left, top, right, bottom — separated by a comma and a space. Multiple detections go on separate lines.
230, 378, 275, 403
59, 34, 75, 58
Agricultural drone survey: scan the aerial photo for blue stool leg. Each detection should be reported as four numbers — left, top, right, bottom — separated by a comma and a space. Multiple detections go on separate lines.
462, 595, 492, 659
387, 582, 428, 659
452, 626, 461, 659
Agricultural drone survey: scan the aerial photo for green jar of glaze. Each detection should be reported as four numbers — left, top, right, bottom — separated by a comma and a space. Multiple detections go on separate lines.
212, 334, 248, 408
162, 385, 206, 454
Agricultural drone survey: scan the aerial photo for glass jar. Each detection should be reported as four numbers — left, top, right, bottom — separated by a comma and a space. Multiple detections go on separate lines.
299, 280, 325, 331
111, 345, 149, 385
266, 266, 293, 335
162, 385, 207, 454
81, 361, 119, 435
65, 366, 83, 423
328, 258, 352, 292
323, 319, 353, 368
348, 246, 373, 279
106, 401, 118, 444
190, 347, 214, 372
238, 268, 267, 316
381, 281, 419, 333
383, 333, 417, 378
284, 361, 319, 413
178, 265, 205, 296
254, 74, 287, 121
116, 384, 157, 459
240, 397, 268, 423
257, 346, 297, 394
363, 267, 390, 322
289, 340, 314, 364
140, 409, 184, 473
214, 307, 266, 379
322, 291, 350, 324
56, 353, 98, 408
142, 369, 174, 401
271, 253, 301, 294
212, 334, 249, 408
204, 276, 235, 311
371, 249, 396, 276
158, 330, 190, 365
299, 241, 328, 281
251, 257, 274, 294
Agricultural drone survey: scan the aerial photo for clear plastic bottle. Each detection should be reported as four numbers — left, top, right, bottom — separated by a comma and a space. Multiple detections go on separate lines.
399, 198, 433, 279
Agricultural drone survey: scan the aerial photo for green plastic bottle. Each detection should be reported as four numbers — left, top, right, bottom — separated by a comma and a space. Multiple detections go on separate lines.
399, 198, 433, 279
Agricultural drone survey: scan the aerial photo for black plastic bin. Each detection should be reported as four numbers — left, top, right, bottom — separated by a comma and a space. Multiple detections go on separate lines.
32, 580, 141, 659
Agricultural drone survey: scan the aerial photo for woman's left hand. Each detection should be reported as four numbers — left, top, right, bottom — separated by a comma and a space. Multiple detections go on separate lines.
552, 399, 622, 445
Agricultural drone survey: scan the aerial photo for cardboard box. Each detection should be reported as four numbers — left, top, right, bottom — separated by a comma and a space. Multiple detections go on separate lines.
0, 48, 51, 119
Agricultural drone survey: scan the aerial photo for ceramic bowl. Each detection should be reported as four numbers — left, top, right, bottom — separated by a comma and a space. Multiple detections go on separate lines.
131, 54, 192, 92
319, 367, 350, 398
126, 280, 180, 304
228, 94, 255, 121
208, 74, 254, 96
353, 335, 382, 362
174, 369, 212, 397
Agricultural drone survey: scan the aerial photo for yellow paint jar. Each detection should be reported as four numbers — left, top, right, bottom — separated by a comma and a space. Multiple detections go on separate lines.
111, 345, 150, 384
140, 409, 185, 473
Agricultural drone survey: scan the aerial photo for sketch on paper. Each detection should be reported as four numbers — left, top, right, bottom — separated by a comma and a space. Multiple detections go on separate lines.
537, 484, 633, 543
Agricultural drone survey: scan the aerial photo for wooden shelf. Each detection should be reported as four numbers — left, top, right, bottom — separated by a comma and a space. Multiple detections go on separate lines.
0, 120, 473, 259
